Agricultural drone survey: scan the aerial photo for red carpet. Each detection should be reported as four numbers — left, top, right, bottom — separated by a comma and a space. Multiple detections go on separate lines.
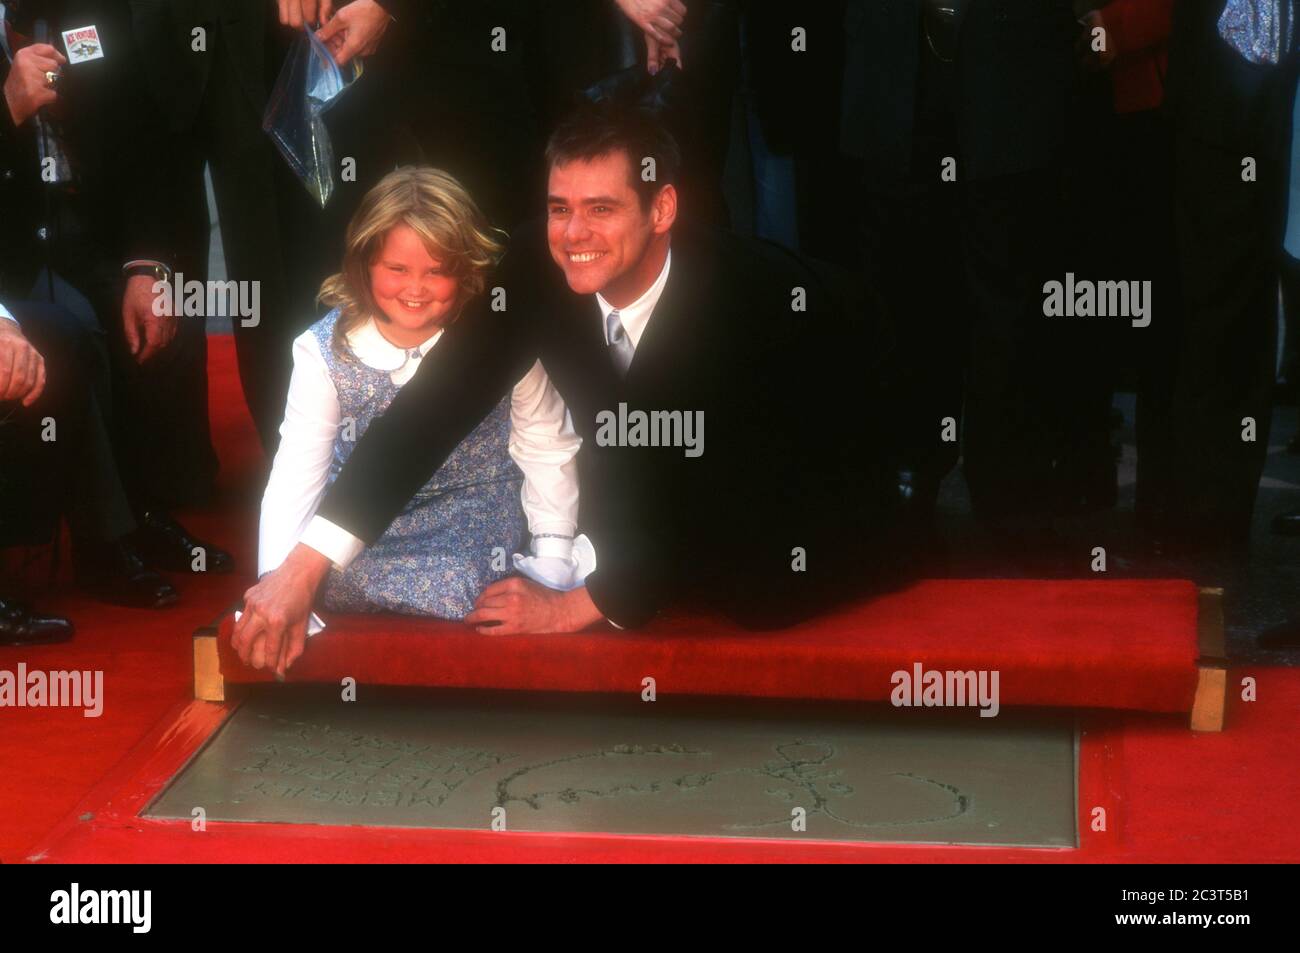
4, 337, 1299, 862
0, 336, 263, 862
25, 679, 1300, 862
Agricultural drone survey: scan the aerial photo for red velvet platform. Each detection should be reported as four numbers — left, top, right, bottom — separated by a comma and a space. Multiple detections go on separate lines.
209, 578, 1203, 714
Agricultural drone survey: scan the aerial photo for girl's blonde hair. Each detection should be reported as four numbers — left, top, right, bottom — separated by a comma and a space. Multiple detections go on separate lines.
319, 166, 505, 359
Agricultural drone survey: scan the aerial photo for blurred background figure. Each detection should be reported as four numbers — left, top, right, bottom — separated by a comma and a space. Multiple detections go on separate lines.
741, 1, 854, 263
1155, 0, 1299, 554
126, 0, 306, 460
1063, 0, 1174, 546
842, 0, 1077, 559
1, 0, 228, 609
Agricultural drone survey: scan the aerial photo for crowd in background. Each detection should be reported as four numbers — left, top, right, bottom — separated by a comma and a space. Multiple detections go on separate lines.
2, 0, 1298, 644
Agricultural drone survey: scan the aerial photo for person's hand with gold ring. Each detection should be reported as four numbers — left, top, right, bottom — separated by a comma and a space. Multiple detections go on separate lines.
2, 44, 66, 126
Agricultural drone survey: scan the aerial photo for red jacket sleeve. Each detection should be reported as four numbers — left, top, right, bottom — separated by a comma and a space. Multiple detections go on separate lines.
1102, 0, 1175, 56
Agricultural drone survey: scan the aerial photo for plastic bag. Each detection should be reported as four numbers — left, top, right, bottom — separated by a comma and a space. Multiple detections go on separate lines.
1218, 0, 1296, 65
262, 26, 363, 208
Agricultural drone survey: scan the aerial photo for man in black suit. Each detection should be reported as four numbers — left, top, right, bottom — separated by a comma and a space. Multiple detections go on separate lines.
234, 102, 905, 674
1146, 0, 1299, 551
842, 0, 1077, 535
0, 0, 226, 605
124, 0, 314, 459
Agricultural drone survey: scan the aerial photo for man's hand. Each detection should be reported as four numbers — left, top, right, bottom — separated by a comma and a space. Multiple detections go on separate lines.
121, 274, 177, 364
233, 544, 332, 677
316, 0, 392, 66
466, 577, 606, 635
646, 33, 683, 73
277, 0, 335, 29
615, 0, 686, 44
0, 318, 46, 407
2, 44, 66, 127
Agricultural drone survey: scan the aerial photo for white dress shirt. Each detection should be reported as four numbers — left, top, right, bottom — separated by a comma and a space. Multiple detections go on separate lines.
0, 302, 15, 323
596, 248, 671, 352
260, 315, 582, 579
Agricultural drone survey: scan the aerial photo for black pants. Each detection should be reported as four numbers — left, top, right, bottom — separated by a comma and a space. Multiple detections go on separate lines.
1155, 131, 1284, 544
0, 302, 134, 552
861, 42, 1065, 522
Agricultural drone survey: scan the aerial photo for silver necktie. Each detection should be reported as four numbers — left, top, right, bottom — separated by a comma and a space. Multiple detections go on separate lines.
606, 309, 635, 378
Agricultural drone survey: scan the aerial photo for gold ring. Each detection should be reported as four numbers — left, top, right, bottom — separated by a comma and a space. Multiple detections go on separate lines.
44, 70, 59, 89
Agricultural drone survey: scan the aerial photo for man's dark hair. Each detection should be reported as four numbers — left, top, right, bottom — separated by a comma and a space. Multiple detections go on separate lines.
545, 102, 682, 209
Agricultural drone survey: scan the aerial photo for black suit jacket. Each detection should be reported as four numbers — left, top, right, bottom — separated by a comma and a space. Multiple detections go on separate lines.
128, 0, 280, 133
840, 0, 1076, 183
318, 223, 891, 628
0, 0, 163, 298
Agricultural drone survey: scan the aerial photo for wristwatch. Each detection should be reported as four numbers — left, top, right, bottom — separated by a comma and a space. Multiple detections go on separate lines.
121, 260, 173, 284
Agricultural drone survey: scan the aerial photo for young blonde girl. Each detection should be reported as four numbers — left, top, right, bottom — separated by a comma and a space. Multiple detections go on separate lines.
258, 167, 580, 619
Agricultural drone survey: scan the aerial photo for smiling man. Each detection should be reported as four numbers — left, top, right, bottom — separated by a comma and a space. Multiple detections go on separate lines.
234, 102, 905, 674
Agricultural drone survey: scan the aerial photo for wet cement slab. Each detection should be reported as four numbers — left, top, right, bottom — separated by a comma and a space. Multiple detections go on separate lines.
146, 688, 1077, 847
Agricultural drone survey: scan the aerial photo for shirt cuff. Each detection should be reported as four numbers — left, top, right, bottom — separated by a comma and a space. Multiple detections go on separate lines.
0, 303, 16, 323
299, 516, 365, 570
512, 534, 595, 591
532, 535, 574, 559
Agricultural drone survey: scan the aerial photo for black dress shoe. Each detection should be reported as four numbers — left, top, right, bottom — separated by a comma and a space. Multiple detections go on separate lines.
77, 539, 179, 609
1272, 510, 1300, 537
0, 598, 75, 645
135, 510, 235, 574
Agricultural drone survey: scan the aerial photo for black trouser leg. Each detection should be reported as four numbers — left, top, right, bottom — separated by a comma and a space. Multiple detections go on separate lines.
202, 19, 295, 456
1167, 132, 1281, 545
1, 303, 94, 552
860, 179, 966, 500
111, 135, 219, 510
958, 168, 1064, 525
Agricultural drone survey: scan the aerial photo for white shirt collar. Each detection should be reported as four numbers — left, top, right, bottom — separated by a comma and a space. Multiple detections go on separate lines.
345, 315, 444, 382
596, 248, 671, 352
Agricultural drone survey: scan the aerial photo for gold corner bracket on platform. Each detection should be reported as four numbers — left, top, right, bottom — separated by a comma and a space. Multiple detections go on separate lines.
193, 632, 225, 702
1191, 587, 1226, 732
